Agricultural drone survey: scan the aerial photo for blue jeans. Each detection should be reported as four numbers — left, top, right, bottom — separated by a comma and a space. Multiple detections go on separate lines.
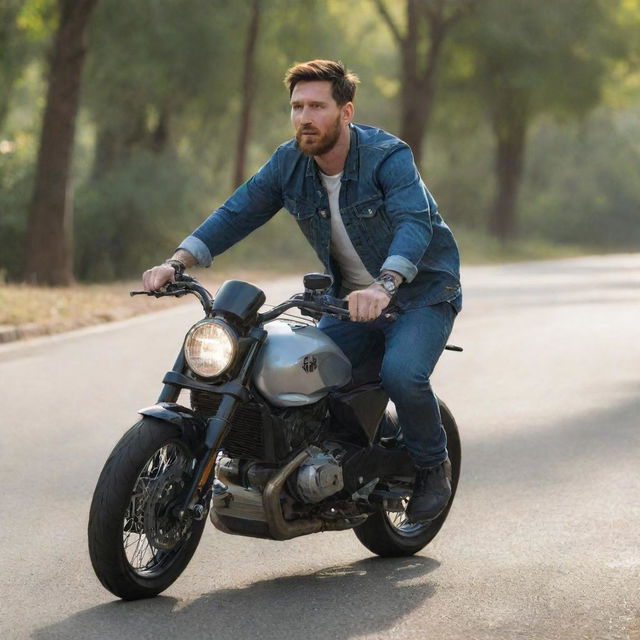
319, 300, 458, 468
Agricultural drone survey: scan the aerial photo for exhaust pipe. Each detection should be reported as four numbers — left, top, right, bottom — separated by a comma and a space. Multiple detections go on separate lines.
210, 447, 368, 541
262, 449, 324, 540
262, 448, 366, 540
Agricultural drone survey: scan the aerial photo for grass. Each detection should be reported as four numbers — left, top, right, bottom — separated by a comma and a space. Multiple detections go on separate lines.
454, 228, 592, 264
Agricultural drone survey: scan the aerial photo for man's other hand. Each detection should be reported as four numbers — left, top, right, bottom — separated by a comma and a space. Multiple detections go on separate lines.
142, 264, 175, 292
346, 285, 391, 322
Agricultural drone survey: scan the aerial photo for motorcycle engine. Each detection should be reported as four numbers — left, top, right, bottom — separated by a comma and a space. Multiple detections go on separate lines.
294, 447, 344, 503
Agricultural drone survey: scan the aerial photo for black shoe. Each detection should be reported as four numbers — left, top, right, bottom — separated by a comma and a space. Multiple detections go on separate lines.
406, 458, 452, 523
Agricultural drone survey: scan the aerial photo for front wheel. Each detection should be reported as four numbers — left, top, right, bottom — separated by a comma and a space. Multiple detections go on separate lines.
354, 399, 461, 556
88, 417, 207, 600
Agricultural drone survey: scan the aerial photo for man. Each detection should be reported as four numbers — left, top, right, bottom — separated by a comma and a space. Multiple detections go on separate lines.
143, 59, 461, 523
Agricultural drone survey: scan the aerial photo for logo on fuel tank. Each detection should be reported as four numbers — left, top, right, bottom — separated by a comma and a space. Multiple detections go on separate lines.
302, 355, 318, 373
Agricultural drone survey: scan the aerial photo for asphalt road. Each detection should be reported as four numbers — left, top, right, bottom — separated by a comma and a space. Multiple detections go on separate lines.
1, 254, 639, 640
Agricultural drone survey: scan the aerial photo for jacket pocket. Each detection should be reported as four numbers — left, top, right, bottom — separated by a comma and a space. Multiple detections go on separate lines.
284, 197, 318, 246
354, 197, 392, 233
284, 196, 315, 221
347, 197, 393, 255
353, 196, 385, 219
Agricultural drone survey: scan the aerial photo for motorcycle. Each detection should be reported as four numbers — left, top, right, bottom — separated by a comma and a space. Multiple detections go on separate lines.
88, 273, 462, 600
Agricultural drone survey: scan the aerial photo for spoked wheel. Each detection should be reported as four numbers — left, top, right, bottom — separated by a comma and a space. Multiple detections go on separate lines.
354, 399, 461, 556
88, 417, 208, 600
383, 497, 431, 537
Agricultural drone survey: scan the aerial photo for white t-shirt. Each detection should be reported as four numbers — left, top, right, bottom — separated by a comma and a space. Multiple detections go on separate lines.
319, 171, 374, 292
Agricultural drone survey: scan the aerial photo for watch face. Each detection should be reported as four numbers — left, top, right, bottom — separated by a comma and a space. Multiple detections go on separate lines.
377, 277, 396, 294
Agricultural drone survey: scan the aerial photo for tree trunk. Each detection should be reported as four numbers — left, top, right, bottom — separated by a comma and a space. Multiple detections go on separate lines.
388, 0, 448, 167
24, 0, 98, 285
374, 0, 472, 170
489, 92, 528, 242
232, 0, 262, 189
398, 0, 448, 169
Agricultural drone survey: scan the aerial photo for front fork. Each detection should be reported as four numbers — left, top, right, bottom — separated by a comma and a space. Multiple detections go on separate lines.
176, 394, 237, 519
157, 329, 267, 520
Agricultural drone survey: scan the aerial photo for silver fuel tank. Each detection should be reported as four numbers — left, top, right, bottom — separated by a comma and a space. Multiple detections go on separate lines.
253, 321, 351, 407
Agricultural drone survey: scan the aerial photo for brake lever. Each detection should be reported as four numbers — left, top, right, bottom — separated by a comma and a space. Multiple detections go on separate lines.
320, 294, 398, 322
129, 284, 188, 298
324, 304, 351, 320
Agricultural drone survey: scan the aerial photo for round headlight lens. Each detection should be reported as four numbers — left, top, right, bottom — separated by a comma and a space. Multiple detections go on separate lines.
184, 321, 237, 378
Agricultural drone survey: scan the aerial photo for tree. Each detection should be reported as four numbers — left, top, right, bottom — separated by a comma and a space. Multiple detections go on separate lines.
233, 0, 263, 189
372, 0, 473, 168
456, 0, 623, 241
24, 0, 98, 285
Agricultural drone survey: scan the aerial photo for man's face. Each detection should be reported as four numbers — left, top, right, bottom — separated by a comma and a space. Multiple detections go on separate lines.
290, 80, 349, 157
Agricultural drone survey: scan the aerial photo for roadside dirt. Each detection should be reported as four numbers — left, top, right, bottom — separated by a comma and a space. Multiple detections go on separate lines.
0, 269, 271, 343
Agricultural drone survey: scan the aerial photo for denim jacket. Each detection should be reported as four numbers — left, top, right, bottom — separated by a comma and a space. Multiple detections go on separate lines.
179, 123, 461, 311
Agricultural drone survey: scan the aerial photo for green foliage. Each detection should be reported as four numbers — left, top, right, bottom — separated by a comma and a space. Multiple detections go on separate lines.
0, 0, 53, 132
0, 149, 34, 279
16, 0, 57, 40
453, 226, 589, 265
75, 151, 210, 280
455, 0, 622, 113
85, 0, 245, 130
520, 107, 640, 247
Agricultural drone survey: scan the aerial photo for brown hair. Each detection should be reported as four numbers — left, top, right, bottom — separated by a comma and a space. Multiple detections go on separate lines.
284, 59, 359, 106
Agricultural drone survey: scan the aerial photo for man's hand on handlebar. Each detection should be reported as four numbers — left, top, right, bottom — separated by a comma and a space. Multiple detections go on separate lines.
142, 250, 196, 292
346, 285, 392, 322
142, 264, 176, 292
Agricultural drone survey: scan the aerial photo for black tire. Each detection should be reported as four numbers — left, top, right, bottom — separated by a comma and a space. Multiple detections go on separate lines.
88, 417, 207, 600
354, 399, 461, 557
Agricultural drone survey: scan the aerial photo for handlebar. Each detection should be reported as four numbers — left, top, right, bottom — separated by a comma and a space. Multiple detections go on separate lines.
130, 274, 352, 323
130, 274, 214, 315
257, 293, 351, 323
131, 273, 461, 350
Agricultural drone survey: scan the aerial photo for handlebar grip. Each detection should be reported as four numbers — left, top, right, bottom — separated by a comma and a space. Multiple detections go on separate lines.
320, 294, 398, 322
322, 294, 349, 310
129, 283, 184, 297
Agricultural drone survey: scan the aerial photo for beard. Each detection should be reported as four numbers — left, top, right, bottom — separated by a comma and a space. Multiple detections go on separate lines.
295, 114, 342, 157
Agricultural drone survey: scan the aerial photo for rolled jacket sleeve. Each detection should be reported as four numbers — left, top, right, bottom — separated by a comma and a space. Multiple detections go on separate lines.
377, 145, 434, 283
381, 254, 418, 282
177, 235, 213, 267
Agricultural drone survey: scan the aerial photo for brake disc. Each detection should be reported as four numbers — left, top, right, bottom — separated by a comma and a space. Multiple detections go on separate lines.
143, 468, 190, 550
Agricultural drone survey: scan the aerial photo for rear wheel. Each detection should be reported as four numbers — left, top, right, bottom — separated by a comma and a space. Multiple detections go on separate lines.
88, 417, 207, 599
354, 399, 460, 556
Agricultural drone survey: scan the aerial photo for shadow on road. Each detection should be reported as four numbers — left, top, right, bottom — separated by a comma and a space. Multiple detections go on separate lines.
461, 383, 640, 491
34, 556, 439, 640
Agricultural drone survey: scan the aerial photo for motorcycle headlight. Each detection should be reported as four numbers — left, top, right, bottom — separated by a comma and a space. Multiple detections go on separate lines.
184, 320, 238, 378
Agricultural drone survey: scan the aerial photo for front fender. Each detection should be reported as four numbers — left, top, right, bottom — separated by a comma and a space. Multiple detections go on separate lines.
139, 402, 206, 454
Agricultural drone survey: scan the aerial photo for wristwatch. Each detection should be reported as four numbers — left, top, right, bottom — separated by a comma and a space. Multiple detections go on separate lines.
374, 273, 398, 298
163, 258, 186, 277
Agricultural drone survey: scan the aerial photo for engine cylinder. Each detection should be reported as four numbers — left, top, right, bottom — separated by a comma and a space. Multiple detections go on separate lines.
295, 448, 344, 503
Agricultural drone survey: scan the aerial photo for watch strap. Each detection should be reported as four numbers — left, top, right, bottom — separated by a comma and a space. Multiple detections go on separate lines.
163, 259, 186, 277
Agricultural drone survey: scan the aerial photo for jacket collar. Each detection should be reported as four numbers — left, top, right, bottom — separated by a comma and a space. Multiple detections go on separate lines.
343, 124, 360, 181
